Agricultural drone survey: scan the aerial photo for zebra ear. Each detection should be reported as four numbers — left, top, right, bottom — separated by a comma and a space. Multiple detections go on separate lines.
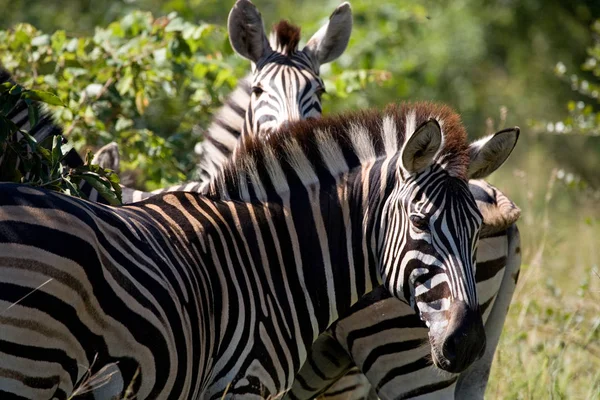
92, 142, 120, 172
303, 2, 353, 66
468, 127, 519, 179
228, 0, 272, 63
401, 119, 443, 174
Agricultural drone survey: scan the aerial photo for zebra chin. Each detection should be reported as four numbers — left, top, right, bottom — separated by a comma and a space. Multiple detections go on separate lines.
426, 300, 486, 374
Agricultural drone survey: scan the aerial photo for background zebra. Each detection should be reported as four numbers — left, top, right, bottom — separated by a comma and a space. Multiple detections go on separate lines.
0, 102, 518, 399
122, 0, 354, 200
286, 180, 521, 400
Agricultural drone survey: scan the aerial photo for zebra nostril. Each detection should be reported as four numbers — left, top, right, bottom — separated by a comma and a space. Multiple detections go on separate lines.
442, 336, 458, 364
436, 301, 486, 373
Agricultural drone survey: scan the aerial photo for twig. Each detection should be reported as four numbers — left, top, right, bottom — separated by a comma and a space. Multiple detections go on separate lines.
2, 278, 53, 315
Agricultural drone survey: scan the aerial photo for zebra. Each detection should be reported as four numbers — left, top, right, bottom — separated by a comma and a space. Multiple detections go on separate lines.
2, 5, 520, 395
0, 102, 519, 399
286, 179, 522, 400
3, 3, 520, 395
150, 0, 354, 194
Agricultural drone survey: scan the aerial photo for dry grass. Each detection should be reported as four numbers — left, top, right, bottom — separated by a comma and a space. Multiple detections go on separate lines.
486, 143, 600, 399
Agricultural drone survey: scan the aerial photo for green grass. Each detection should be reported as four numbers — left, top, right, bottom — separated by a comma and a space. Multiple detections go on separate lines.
486, 141, 600, 400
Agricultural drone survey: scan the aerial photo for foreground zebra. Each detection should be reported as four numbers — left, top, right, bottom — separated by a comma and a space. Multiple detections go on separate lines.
0, 102, 518, 399
89, 2, 522, 393
90, 151, 523, 400
287, 180, 521, 399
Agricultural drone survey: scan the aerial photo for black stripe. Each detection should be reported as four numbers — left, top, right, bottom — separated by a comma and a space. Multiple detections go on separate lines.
394, 376, 458, 399
476, 256, 506, 282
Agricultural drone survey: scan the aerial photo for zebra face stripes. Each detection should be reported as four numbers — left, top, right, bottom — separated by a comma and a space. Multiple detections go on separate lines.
373, 119, 518, 374
245, 51, 325, 138
379, 165, 486, 373
228, 0, 352, 138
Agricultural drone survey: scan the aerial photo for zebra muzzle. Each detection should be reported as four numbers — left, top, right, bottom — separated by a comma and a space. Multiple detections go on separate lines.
430, 300, 486, 374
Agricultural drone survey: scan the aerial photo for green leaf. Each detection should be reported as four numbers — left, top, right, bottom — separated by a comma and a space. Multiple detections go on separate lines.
27, 103, 40, 129
60, 141, 74, 157
31, 34, 50, 47
21, 129, 38, 152
51, 135, 62, 167
0, 82, 14, 93
9, 85, 24, 95
165, 17, 186, 32
81, 173, 122, 205
116, 74, 133, 96
21, 90, 64, 106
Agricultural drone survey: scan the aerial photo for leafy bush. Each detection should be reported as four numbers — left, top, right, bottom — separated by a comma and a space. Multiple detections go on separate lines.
0, 11, 243, 190
551, 20, 600, 136
0, 81, 122, 204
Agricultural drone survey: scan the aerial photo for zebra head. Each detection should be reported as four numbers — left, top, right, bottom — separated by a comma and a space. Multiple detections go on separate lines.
228, 0, 352, 138
379, 118, 519, 374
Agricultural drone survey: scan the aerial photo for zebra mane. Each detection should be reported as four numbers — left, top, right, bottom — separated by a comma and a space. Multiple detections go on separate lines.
270, 20, 302, 55
209, 102, 469, 201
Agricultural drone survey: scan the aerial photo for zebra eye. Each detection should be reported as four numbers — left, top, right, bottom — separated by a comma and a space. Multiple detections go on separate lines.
252, 86, 264, 96
410, 214, 429, 231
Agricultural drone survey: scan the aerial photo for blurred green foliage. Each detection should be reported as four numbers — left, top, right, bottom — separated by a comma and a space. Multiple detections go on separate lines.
552, 19, 600, 136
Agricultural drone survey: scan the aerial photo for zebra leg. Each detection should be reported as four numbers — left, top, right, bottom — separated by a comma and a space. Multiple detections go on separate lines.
317, 367, 376, 400
285, 332, 355, 399
454, 224, 521, 398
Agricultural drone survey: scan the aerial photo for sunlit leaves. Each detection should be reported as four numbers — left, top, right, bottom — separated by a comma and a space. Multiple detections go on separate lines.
21, 89, 64, 106
546, 20, 600, 137
0, 11, 245, 189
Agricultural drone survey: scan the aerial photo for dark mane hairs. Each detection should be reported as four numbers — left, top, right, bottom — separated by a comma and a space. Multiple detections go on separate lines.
212, 102, 470, 200
271, 20, 302, 55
